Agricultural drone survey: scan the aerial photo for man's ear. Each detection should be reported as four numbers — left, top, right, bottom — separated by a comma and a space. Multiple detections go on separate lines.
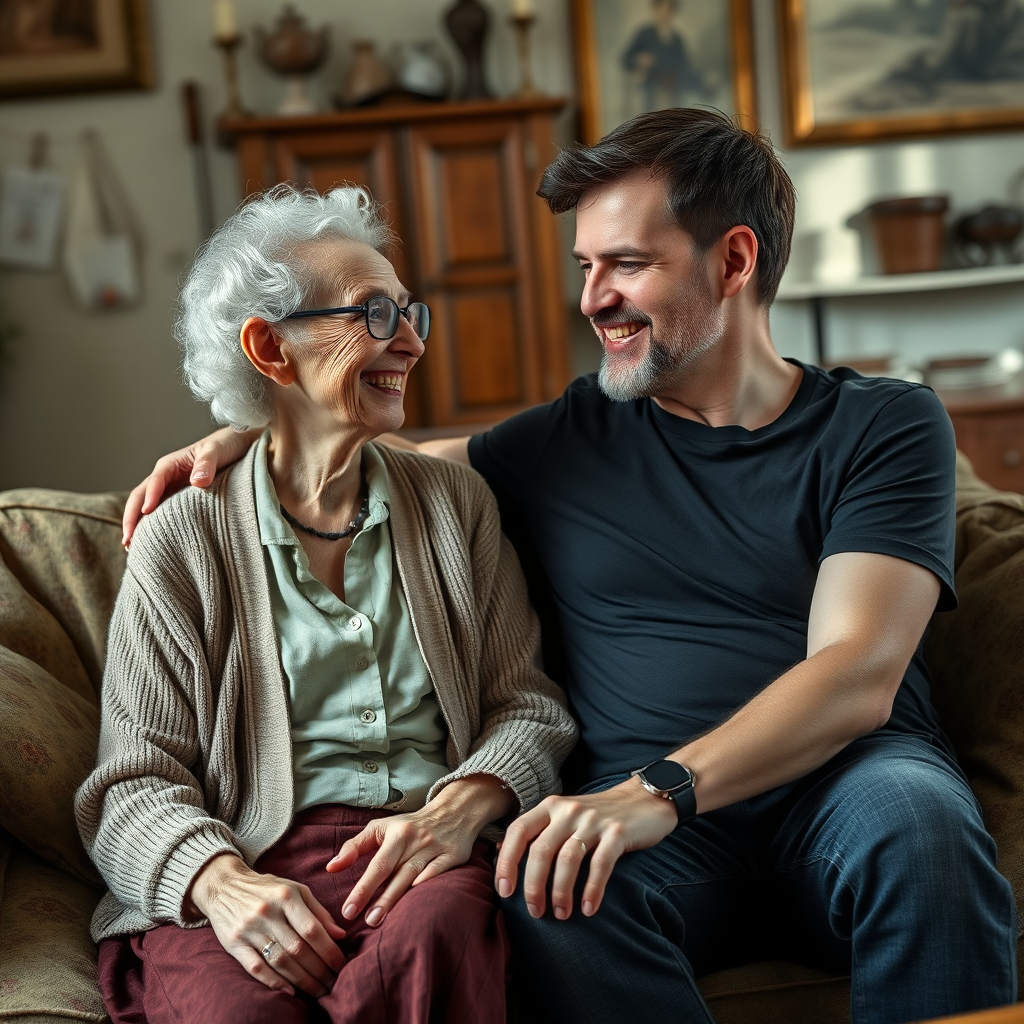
239, 317, 296, 386
719, 225, 758, 300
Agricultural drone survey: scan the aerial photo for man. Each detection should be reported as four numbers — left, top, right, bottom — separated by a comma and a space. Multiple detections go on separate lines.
124, 109, 1017, 1024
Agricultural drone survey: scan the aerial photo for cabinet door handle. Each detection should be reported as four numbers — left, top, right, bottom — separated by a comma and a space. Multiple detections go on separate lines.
1003, 449, 1022, 468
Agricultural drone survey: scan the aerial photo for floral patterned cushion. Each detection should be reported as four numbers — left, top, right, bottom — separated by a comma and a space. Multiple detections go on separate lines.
0, 491, 125, 883
925, 453, 1024, 976
0, 647, 101, 885
0, 835, 105, 1022
0, 490, 127, 701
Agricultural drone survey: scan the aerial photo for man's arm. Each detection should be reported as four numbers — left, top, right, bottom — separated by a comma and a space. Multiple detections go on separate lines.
121, 429, 472, 546
494, 550, 941, 921
377, 433, 471, 465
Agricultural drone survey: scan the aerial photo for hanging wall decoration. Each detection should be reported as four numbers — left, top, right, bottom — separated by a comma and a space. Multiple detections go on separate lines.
62, 131, 143, 310
571, 0, 757, 145
779, 0, 1024, 145
0, 0, 154, 101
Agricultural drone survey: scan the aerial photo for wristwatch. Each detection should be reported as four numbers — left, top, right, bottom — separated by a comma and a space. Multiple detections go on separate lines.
631, 759, 697, 825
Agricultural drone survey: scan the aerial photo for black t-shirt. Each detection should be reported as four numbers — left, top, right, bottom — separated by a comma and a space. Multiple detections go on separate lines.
468, 360, 958, 785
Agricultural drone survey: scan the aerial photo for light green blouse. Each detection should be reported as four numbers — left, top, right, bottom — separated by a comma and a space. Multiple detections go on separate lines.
253, 432, 448, 813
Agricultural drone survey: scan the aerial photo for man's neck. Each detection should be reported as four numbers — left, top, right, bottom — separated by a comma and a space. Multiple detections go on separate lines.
652, 322, 803, 431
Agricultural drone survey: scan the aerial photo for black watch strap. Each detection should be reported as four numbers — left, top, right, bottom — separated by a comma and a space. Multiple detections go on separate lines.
666, 779, 697, 823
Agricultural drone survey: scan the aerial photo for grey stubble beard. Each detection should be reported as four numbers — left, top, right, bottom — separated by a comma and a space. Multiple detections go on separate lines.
595, 266, 725, 403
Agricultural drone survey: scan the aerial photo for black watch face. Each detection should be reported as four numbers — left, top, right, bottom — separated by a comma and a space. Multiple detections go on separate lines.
643, 760, 690, 792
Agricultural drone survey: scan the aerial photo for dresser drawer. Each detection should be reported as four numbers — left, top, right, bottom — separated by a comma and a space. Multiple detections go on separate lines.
947, 409, 1024, 493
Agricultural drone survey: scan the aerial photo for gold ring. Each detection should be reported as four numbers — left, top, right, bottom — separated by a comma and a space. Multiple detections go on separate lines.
573, 836, 587, 855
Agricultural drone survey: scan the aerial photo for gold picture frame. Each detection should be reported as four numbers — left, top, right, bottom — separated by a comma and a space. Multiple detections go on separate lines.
779, 0, 1024, 146
0, 0, 155, 101
571, 0, 758, 145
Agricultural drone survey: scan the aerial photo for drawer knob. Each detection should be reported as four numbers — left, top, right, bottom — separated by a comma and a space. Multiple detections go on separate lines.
1003, 449, 1022, 467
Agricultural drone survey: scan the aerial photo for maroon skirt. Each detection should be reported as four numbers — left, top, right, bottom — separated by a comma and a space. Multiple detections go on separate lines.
98, 804, 508, 1024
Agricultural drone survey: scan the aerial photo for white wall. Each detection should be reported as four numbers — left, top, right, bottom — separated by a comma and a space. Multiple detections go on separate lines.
0, 0, 1021, 491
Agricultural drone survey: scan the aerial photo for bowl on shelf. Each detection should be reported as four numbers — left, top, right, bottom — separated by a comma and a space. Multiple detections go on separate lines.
954, 205, 1024, 267
924, 349, 1024, 390
863, 195, 949, 274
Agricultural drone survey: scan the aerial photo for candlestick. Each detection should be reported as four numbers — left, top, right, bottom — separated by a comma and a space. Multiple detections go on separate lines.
510, 13, 539, 98
214, 34, 249, 120
213, 0, 238, 41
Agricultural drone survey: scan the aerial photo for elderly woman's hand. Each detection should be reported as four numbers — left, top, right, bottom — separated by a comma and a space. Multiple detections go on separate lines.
327, 774, 514, 926
189, 853, 347, 998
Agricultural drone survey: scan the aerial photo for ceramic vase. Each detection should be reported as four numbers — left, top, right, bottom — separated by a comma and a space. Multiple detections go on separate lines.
445, 0, 492, 100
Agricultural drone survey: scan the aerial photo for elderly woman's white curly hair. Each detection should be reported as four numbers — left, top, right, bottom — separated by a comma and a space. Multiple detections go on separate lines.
176, 183, 394, 430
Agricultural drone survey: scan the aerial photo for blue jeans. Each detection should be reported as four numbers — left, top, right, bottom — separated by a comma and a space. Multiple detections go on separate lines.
504, 733, 1017, 1024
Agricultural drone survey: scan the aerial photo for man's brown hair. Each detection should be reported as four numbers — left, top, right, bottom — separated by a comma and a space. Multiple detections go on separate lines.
538, 108, 796, 305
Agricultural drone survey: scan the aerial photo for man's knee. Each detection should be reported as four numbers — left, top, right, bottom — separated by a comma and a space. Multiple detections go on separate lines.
819, 746, 1008, 919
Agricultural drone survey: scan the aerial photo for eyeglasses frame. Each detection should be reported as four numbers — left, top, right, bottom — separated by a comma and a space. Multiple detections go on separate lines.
283, 295, 430, 341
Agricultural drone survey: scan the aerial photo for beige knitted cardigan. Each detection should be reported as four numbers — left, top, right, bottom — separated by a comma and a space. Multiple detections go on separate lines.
75, 443, 577, 941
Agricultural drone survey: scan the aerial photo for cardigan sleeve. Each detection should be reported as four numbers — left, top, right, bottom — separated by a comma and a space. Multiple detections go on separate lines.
426, 469, 578, 813
74, 524, 243, 930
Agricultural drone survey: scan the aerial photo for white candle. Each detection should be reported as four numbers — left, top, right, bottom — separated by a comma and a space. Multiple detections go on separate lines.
512, 0, 535, 17
213, 0, 238, 40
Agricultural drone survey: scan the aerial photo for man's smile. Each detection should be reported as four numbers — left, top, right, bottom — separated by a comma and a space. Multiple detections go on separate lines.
596, 320, 649, 351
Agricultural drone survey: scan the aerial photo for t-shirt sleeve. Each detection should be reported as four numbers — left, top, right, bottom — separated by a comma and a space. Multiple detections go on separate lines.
820, 385, 957, 611
467, 396, 564, 524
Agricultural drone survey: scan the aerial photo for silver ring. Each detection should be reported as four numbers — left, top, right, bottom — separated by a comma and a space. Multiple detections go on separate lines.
573, 836, 587, 855
260, 939, 277, 960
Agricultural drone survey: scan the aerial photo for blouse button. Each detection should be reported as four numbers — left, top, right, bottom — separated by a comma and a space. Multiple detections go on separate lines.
355, 656, 369, 670
348, 616, 362, 631
360, 709, 377, 724
363, 760, 379, 774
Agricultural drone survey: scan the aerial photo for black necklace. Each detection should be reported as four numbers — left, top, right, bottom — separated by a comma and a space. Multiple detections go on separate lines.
280, 497, 370, 541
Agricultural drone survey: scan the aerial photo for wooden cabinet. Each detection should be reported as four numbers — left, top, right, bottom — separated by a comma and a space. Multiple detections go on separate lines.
220, 98, 571, 429
941, 392, 1024, 494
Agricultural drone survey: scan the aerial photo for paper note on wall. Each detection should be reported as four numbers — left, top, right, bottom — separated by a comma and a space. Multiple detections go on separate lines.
0, 166, 65, 270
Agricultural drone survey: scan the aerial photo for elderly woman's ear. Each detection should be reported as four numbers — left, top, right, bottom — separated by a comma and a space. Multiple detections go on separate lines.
240, 317, 297, 387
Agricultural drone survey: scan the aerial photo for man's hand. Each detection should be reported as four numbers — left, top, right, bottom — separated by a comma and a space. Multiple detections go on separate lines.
327, 774, 513, 926
122, 427, 259, 547
189, 852, 347, 998
495, 777, 678, 921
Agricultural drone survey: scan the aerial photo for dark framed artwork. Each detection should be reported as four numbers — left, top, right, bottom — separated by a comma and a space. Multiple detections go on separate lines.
779, 0, 1024, 145
0, 0, 154, 101
570, 0, 758, 145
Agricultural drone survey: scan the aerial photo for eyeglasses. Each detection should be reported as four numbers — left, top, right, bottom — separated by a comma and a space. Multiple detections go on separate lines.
285, 295, 431, 341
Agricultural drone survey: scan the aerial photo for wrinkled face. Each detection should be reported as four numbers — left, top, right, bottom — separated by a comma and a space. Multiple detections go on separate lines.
282, 238, 424, 437
574, 170, 725, 402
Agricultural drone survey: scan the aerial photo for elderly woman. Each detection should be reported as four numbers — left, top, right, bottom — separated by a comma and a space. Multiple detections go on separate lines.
75, 184, 576, 1024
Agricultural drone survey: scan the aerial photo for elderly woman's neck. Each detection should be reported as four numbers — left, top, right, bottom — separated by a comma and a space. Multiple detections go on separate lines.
266, 417, 369, 516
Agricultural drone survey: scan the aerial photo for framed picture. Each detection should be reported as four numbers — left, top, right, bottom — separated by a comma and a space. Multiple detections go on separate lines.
0, 0, 154, 101
570, 0, 758, 145
779, 0, 1024, 145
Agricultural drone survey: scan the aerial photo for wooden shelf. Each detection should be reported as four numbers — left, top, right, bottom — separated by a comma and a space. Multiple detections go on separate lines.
218, 96, 567, 139
777, 262, 1024, 301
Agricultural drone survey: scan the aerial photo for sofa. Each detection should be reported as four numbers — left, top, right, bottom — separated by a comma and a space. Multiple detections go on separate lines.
0, 452, 1021, 1024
